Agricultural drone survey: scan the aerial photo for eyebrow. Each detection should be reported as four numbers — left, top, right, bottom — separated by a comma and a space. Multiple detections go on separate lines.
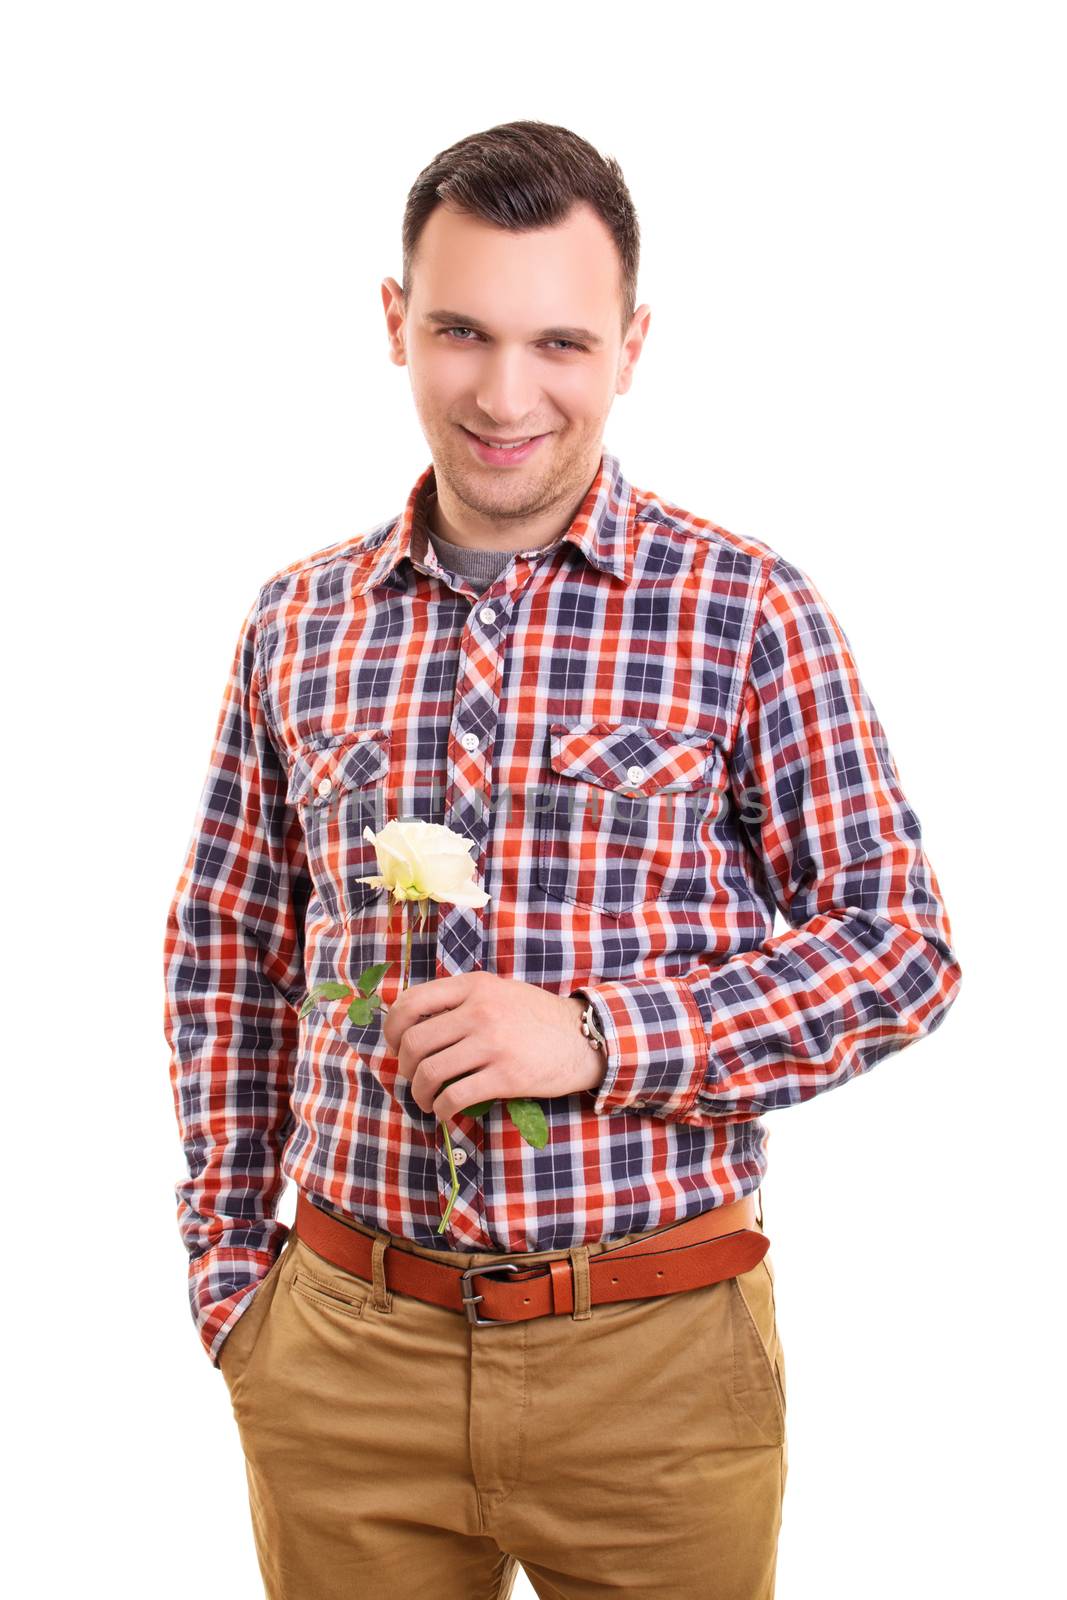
423, 310, 604, 349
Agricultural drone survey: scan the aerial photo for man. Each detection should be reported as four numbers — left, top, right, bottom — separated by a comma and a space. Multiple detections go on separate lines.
164, 119, 961, 1599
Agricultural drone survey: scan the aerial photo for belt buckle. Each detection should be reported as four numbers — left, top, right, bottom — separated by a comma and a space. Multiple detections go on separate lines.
460, 1261, 522, 1326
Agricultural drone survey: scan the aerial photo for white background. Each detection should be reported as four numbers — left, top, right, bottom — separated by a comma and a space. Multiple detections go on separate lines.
4, 2, 1063, 1595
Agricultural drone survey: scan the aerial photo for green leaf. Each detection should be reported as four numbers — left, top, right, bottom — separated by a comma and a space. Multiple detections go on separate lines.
356, 961, 390, 997
300, 981, 351, 1017
506, 1097, 549, 1149
346, 997, 375, 1025
459, 1099, 495, 1118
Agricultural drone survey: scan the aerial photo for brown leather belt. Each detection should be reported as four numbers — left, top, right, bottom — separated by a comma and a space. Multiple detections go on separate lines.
294, 1188, 769, 1326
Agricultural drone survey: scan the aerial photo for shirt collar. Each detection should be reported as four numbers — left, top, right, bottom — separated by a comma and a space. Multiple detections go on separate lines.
352, 448, 634, 595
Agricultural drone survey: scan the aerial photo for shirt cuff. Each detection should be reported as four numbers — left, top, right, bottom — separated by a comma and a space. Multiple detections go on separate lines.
190, 1241, 286, 1368
571, 977, 708, 1119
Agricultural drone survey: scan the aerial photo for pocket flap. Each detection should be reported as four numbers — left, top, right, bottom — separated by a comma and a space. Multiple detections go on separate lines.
547, 720, 723, 795
286, 729, 388, 808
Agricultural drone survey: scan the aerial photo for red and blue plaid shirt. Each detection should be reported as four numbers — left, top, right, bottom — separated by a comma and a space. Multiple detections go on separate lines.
164, 448, 962, 1366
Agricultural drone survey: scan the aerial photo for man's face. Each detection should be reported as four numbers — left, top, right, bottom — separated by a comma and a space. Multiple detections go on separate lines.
382, 201, 649, 527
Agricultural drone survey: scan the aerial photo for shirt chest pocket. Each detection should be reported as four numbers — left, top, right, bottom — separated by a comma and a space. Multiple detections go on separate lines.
286, 729, 390, 928
534, 720, 726, 916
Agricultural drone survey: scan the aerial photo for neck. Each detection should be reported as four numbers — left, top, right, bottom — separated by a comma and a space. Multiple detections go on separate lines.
424, 456, 600, 553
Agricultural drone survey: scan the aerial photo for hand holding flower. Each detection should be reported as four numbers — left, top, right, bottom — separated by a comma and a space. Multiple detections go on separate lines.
301, 817, 605, 1233
382, 973, 606, 1121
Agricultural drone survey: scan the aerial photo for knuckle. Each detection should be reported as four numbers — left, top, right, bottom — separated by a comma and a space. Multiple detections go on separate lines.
472, 996, 496, 1029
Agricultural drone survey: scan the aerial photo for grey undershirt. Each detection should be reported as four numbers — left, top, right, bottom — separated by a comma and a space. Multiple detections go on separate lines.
421, 489, 560, 595
426, 527, 515, 594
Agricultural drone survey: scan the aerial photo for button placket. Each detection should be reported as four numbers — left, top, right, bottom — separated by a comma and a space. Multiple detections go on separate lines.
433, 570, 535, 1250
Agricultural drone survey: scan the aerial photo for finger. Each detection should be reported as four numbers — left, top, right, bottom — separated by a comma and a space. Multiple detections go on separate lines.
383, 974, 470, 1051
412, 1040, 492, 1117
393, 1006, 472, 1084
427, 1063, 503, 1123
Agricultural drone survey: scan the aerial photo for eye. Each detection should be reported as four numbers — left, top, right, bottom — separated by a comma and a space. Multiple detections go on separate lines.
439, 327, 586, 353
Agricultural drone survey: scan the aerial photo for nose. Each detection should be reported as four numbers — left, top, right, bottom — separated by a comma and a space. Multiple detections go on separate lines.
474, 347, 541, 431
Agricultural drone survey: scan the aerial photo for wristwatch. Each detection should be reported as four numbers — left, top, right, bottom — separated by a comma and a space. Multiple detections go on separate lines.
578, 997, 607, 1052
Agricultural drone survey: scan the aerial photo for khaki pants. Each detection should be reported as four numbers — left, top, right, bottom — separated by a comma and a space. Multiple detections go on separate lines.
220, 1200, 788, 1599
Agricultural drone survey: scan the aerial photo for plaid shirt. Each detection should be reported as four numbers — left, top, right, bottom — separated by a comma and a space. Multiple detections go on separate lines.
164, 448, 962, 1366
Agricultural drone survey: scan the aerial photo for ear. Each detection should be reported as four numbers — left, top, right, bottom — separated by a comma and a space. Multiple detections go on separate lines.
616, 303, 652, 396
381, 277, 407, 367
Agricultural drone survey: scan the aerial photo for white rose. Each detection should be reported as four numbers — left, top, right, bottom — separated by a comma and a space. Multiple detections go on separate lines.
356, 819, 490, 909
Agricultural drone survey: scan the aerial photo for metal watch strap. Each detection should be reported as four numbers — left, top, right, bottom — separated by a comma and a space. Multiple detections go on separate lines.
579, 998, 607, 1052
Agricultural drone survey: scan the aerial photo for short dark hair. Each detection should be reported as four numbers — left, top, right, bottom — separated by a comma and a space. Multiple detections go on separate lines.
401, 120, 640, 338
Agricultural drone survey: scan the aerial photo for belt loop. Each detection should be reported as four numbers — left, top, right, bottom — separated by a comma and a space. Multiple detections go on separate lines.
371, 1235, 393, 1314
569, 1245, 591, 1320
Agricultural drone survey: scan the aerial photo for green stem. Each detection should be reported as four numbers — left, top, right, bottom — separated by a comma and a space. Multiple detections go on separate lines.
437, 1122, 459, 1233
394, 899, 459, 1233
402, 900, 414, 990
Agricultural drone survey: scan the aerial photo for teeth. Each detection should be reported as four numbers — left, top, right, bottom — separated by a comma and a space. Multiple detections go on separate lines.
477, 435, 531, 449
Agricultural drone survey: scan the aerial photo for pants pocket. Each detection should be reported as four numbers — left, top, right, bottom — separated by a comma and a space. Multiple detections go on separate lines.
730, 1256, 787, 1447
218, 1243, 291, 1396
289, 1252, 372, 1321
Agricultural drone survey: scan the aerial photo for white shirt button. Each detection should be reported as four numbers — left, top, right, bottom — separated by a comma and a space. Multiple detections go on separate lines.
460, 731, 480, 753
451, 1148, 468, 1167
626, 765, 645, 785
316, 777, 333, 797
631, 1099, 647, 1110
478, 605, 497, 624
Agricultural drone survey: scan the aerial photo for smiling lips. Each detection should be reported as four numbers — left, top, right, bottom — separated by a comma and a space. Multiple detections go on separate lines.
463, 427, 548, 465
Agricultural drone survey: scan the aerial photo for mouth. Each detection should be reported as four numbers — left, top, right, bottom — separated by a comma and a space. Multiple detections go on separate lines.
460, 427, 549, 466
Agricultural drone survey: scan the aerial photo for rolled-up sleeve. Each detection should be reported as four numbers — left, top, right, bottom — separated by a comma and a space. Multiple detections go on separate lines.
577, 555, 962, 1122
